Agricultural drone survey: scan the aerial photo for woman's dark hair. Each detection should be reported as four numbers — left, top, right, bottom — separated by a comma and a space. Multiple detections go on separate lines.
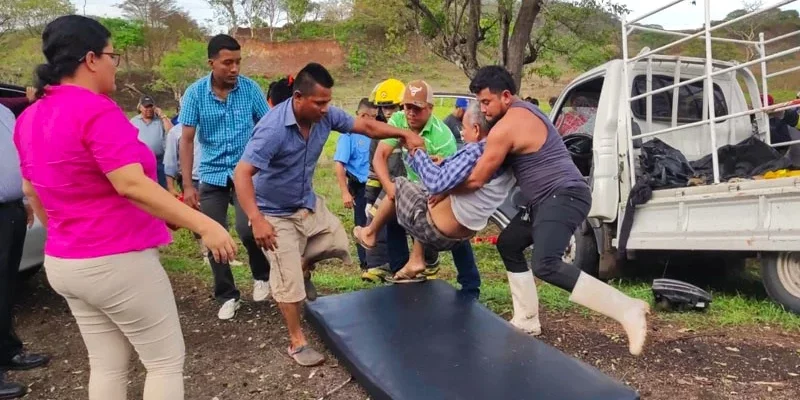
35, 15, 111, 98
208, 34, 241, 59
469, 66, 517, 96
267, 76, 294, 106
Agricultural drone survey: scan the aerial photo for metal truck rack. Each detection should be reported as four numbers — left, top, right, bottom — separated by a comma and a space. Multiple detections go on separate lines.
620, 0, 800, 185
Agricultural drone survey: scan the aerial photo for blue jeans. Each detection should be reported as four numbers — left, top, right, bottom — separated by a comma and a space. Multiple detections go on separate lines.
155, 155, 167, 189
348, 179, 368, 268
387, 221, 481, 299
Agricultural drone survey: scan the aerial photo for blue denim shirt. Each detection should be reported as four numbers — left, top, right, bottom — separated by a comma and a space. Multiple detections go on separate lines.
241, 99, 355, 216
178, 74, 269, 186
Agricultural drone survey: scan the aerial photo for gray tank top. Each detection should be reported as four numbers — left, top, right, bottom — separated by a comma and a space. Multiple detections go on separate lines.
506, 99, 587, 206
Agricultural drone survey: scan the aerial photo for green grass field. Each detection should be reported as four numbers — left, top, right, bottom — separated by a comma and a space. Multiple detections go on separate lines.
160, 120, 800, 332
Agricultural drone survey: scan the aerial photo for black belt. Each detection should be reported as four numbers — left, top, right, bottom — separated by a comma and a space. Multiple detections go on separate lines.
0, 198, 24, 209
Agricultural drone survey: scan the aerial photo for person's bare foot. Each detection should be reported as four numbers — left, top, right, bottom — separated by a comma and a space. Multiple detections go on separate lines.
353, 226, 376, 249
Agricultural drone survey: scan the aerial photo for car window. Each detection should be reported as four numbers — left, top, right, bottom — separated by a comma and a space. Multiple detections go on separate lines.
631, 74, 728, 123
554, 93, 599, 136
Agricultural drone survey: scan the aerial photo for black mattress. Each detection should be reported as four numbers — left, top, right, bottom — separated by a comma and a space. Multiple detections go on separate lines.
305, 280, 639, 400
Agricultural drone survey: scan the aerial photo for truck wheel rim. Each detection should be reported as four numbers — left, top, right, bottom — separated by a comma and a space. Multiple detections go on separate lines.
777, 252, 800, 298
562, 234, 577, 264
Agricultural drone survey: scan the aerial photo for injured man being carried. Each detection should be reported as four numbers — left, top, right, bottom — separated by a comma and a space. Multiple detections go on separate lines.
353, 102, 515, 282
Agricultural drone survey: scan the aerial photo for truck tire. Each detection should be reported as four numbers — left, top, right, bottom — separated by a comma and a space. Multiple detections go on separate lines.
565, 223, 600, 277
761, 252, 800, 315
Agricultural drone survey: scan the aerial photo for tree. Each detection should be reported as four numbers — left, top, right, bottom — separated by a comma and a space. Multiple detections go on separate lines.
283, 0, 311, 25
405, 0, 627, 90
117, 0, 202, 67
206, 0, 238, 35
722, 0, 765, 61
100, 17, 145, 68
153, 38, 208, 101
0, 0, 75, 37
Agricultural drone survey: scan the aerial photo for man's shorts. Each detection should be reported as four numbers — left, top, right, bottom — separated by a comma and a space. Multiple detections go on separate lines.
393, 177, 463, 252
261, 195, 352, 303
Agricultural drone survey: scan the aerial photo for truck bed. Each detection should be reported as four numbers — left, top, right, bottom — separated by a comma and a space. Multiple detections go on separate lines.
620, 177, 800, 252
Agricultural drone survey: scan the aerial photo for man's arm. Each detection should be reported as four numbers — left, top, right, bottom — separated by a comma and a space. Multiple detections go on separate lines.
22, 179, 46, 227
408, 143, 483, 195
163, 129, 180, 196
460, 128, 512, 192
179, 125, 196, 188
328, 106, 423, 149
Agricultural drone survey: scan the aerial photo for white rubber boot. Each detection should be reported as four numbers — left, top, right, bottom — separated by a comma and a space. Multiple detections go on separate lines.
507, 271, 542, 336
569, 272, 650, 355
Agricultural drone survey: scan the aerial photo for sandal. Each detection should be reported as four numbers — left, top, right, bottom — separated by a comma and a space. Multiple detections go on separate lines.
288, 345, 325, 367
352, 227, 376, 250
386, 267, 427, 284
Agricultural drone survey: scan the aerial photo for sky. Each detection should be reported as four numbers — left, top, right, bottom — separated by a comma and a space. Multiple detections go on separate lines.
73, 0, 800, 34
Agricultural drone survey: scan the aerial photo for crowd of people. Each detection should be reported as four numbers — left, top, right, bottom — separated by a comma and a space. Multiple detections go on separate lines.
0, 14, 659, 400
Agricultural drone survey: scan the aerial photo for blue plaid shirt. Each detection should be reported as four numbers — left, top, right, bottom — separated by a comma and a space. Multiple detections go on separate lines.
408, 140, 487, 195
178, 74, 269, 186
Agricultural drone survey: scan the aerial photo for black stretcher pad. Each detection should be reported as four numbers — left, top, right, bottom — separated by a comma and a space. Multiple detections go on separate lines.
305, 280, 639, 400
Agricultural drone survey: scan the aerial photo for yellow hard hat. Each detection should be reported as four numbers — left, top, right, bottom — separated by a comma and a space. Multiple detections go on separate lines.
369, 78, 405, 106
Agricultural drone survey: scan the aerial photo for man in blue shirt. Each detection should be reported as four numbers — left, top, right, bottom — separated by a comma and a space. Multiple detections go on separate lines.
234, 63, 423, 367
333, 98, 376, 269
178, 34, 272, 320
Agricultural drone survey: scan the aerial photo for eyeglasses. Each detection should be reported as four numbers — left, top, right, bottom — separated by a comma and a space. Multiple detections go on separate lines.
78, 52, 122, 67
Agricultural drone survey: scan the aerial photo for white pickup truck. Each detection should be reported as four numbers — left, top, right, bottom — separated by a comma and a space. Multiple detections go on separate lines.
525, 2, 800, 314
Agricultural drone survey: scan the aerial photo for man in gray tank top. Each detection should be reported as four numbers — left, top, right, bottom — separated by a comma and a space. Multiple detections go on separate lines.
453, 66, 649, 356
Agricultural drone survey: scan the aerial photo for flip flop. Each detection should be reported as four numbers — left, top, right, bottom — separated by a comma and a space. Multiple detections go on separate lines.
352, 227, 376, 250
386, 267, 427, 284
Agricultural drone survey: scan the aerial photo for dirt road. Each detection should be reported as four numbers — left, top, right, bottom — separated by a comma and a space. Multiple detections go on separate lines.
8, 272, 800, 399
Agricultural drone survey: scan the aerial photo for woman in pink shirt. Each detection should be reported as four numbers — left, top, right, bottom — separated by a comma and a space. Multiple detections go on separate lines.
13, 16, 237, 400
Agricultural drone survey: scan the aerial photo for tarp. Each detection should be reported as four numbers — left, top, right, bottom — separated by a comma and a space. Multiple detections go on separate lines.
305, 281, 640, 400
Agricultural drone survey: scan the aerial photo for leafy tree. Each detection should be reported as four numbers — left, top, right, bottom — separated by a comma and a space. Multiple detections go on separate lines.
117, 0, 203, 67
152, 38, 208, 101
0, 0, 74, 38
284, 0, 311, 25
100, 17, 145, 68
405, 0, 627, 90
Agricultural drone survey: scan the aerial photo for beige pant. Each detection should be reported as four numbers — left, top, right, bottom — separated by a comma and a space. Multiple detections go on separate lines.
45, 249, 185, 400
264, 195, 352, 303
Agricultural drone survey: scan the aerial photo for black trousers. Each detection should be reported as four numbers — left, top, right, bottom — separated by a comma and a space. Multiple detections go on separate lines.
199, 181, 271, 303
347, 177, 368, 268
0, 200, 26, 363
496, 186, 591, 291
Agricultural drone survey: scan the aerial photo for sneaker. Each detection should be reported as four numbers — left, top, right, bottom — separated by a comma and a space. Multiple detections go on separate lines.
217, 299, 241, 320
253, 280, 270, 302
422, 266, 440, 280
361, 266, 391, 283
305, 275, 318, 301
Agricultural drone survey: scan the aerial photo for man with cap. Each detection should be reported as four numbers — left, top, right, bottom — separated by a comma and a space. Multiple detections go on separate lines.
372, 80, 482, 298
131, 94, 173, 188
443, 98, 468, 147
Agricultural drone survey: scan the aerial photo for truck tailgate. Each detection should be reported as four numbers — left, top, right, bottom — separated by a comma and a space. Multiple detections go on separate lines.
621, 177, 800, 251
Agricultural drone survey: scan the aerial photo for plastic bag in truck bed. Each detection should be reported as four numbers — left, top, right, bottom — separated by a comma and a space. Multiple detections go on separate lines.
638, 138, 695, 189
690, 136, 795, 184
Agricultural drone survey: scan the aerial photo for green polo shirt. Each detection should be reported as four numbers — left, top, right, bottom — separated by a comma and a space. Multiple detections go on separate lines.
382, 111, 457, 182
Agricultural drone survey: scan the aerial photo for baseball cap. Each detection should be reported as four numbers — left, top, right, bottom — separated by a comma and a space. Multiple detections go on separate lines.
139, 95, 155, 107
402, 80, 434, 107
455, 98, 468, 109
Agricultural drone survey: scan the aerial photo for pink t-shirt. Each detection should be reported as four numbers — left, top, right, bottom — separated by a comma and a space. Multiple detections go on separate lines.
14, 85, 171, 259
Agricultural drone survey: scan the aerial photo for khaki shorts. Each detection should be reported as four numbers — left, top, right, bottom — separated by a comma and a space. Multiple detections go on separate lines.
262, 195, 352, 303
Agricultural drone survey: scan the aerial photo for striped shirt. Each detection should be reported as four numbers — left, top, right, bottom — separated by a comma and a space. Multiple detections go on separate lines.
0, 104, 23, 202
178, 74, 269, 186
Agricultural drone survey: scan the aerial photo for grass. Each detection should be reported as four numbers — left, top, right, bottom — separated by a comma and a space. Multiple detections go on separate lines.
159, 98, 800, 333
